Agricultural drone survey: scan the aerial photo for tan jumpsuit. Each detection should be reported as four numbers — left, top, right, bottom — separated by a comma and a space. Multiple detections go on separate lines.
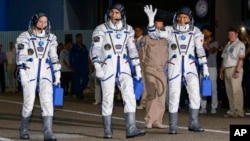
138, 35, 168, 125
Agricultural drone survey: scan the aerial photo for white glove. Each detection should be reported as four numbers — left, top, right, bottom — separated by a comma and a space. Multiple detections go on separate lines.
135, 66, 142, 80
144, 5, 157, 27
94, 63, 105, 79
19, 70, 29, 84
202, 64, 209, 77
53, 71, 61, 85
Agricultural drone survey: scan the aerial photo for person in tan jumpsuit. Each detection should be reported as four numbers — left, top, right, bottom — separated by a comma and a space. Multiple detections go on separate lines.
138, 18, 168, 128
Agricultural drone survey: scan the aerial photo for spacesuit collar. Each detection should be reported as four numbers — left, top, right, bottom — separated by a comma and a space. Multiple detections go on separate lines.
108, 20, 123, 30
176, 24, 190, 32
36, 30, 46, 37
31, 29, 47, 38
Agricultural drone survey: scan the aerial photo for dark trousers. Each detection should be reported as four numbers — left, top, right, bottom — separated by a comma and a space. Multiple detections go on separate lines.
72, 70, 89, 98
0, 65, 5, 92
179, 86, 188, 110
61, 71, 72, 95
218, 75, 228, 109
243, 70, 250, 109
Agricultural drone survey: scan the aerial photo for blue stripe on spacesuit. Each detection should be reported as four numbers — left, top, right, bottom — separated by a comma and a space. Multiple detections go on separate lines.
181, 56, 187, 86
148, 25, 156, 32
30, 79, 36, 82
42, 78, 51, 83
121, 72, 130, 76
123, 54, 135, 75
46, 58, 50, 64
116, 55, 120, 78
173, 31, 194, 35
98, 55, 113, 82
115, 55, 121, 86
102, 74, 114, 82
101, 55, 112, 66
30, 37, 36, 40
148, 28, 156, 32
188, 54, 199, 69
26, 58, 33, 62
187, 72, 198, 77
168, 74, 180, 81
168, 54, 177, 62
17, 63, 27, 70
37, 59, 42, 92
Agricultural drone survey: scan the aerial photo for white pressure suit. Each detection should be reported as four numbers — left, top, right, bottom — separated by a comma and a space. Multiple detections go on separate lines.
148, 25, 206, 113
16, 30, 60, 117
90, 3, 146, 138
90, 20, 141, 116
144, 5, 209, 134
16, 11, 60, 141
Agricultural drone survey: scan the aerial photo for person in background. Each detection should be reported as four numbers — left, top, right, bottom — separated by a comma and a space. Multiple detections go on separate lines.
134, 26, 144, 49
57, 42, 64, 59
199, 25, 219, 114
139, 18, 168, 129
60, 41, 73, 97
6, 42, 17, 93
239, 29, 250, 115
69, 33, 89, 99
144, 5, 207, 134
0, 44, 7, 93
16, 11, 60, 141
134, 26, 147, 110
219, 27, 245, 118
92, 72, 102, 105
89, 3, 146, 138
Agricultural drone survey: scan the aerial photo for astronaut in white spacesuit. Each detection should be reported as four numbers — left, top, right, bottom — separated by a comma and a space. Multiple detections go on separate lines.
89, 3, 145, 139
16, 11, 60, 141
144, 5, 209, 134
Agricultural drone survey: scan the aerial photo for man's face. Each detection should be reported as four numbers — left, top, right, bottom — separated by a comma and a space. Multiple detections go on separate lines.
9, 42, 14, 50
36, 16, 48, 29
202, 29, 212, 38
228, 31, 238, 42
177, 14, 190, 26
134, 27, 143, 38
155, 21, 164, 30
109, 8, 121, 23
76, 35, 83, 43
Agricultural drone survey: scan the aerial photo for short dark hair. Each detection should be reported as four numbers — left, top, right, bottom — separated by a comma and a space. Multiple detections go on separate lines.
201, 25, 213, 33
76, 33, 82, 38
154, 17, 164, 23
228, 26, 239, 34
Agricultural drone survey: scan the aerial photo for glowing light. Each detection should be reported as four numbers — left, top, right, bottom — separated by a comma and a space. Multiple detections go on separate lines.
241, 26, 246, 32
